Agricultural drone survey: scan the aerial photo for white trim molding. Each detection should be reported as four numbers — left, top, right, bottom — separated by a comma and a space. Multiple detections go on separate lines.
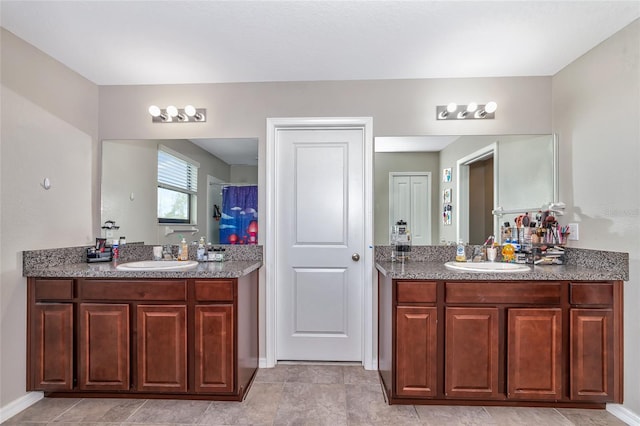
0, 392, 44, 423
607, 404, 640, 425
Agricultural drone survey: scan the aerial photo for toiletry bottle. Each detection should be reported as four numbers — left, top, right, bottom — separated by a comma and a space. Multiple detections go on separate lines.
112, 239, 119, 261
456, 240, 466, 262
502, 243, 515, 262
196, 237, 206, 261
179, 237, 189, 261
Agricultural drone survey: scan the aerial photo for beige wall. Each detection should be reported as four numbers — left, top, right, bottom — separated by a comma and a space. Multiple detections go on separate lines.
552, 19, 640, 415
0, 29, 99, 411
230, 165, 259, 184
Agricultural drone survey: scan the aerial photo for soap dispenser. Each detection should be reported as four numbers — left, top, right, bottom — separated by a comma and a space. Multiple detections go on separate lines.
196, 237, 206, 261
179, 236, 189, 261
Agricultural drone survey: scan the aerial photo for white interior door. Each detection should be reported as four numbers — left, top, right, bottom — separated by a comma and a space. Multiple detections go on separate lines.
390, 173, 431, 245
275, 127, 365, 361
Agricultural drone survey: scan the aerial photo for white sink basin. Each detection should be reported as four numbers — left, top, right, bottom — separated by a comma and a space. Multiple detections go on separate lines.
444, 261, 530, 273
116, 260, 199, 271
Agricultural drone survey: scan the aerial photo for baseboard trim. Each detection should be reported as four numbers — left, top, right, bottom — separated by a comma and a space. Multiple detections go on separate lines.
259, 357, 271, 368
607, 404, 640, 425
0, 392, 43, 423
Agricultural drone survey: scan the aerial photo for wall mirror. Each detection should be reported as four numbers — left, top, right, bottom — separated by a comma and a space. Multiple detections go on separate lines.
101, 138, 258, 246
374, 134, 558, 246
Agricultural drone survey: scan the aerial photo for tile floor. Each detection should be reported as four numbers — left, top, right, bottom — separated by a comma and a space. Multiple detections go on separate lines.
3, 364, 627, 425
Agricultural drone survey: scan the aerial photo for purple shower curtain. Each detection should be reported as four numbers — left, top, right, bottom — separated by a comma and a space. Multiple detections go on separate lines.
219, 185, 258, 244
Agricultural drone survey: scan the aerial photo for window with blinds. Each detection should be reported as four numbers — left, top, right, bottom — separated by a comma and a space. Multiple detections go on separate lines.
157, 147, 198, 224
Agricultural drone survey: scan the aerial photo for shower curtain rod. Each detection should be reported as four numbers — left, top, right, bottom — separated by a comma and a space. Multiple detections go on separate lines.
208, 182, 257, 187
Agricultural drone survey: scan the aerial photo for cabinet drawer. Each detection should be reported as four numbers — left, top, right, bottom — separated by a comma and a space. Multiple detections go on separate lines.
570, 283, 613, 305
194, 280, 235, 302
81, 280, 187, 301
397, 281, 437, 303
35, 279, 74, 300
445, 282, 562, 304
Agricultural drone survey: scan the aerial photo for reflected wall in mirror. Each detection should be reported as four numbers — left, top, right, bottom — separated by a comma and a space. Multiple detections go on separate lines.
101, 138, 258, 246
374, 134, 558, 246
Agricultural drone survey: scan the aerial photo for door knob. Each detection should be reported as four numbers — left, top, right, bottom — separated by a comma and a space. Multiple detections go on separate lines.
352, 253, 360, 261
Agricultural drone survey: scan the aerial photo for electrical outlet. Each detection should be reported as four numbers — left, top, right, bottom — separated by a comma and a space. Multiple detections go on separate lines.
568, 223, 579, 241
105, 229, 114, 238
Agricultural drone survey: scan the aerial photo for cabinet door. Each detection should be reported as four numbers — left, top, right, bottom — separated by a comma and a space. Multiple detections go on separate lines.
136, 305, 187, 392
507, 308, 562, 400
194, 305, 234, 393
395, 306, 437, 397
445, 307, 499, 399
30, 303, 74, 391
79, 303, 129, 390
570, 309, 614, 402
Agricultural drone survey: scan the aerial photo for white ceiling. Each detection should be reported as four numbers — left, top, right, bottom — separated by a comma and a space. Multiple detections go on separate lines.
2, 1, 639, 86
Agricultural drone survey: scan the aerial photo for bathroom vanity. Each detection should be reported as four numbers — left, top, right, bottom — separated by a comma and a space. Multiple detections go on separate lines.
376, 247, 628, 408
24, 246, 261, 401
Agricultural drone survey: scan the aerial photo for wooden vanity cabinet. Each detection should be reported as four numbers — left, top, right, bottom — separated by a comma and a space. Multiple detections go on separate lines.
507, 308, 562, 400
79, 303, 130, 390
136, 304, 187, 392
445, 307, 500, 399
394, 282, 438, 398
28, 279, 74, 391
193, 279, 236, 393
378, 275, 623, 407
569, 282, 619, 402
27, 271, 258, 401
79, 279, 189, 393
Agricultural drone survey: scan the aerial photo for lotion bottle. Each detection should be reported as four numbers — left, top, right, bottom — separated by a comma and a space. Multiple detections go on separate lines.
455, 240, 466, 262
179, 236, 189, 261
196, 237, 206, 261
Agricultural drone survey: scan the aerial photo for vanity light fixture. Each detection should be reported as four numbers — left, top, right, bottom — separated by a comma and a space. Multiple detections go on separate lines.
437, 102, 458, 119
148, 105, 207, 123
436, 101, 498, 120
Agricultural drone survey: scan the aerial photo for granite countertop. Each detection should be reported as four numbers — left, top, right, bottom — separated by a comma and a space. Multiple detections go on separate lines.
23, 244, 263, 279
25, 260, 262, 279
376, 260, 628, 281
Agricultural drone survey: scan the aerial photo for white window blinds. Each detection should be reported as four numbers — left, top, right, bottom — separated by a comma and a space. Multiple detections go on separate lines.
157, 147, 198, 194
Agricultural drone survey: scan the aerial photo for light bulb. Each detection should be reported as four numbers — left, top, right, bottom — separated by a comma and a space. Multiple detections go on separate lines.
446, 103, 457, 113
466, 102, 478, 113
184, 105, 197, 117
148, 105, 161, 117
166, 105, 178, 117
485, 101, 498, 113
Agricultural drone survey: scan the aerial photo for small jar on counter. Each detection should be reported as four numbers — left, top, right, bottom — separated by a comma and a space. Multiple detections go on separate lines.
207, 247, 225, 262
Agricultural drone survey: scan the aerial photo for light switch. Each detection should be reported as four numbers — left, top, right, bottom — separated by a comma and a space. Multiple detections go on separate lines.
568, 223, 579, 240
